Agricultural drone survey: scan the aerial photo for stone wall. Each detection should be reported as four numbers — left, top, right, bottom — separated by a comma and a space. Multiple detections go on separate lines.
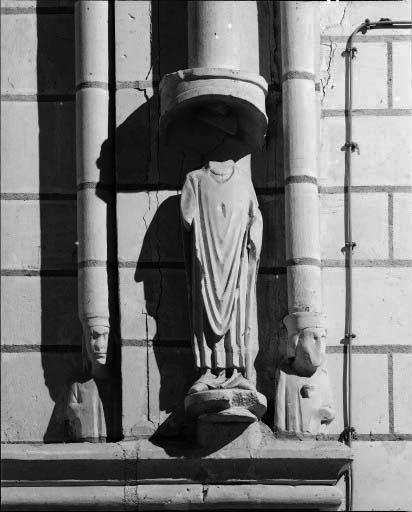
1, 0, 80, 442
1, 1, 411, 510
114, 0, 283, 440
319, 1, 412, 509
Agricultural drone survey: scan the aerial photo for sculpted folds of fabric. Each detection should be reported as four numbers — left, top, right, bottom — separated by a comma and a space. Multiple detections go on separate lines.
181, 162, 262, 375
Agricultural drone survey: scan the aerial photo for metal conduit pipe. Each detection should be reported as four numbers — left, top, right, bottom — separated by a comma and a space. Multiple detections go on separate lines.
342, 17, 411, 512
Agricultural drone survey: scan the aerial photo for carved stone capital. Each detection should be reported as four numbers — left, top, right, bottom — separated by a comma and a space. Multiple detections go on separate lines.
159, 68, 268, 152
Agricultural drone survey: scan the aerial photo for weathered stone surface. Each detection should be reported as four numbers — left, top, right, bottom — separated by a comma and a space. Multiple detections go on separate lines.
393, 353, 412, 434
393, 41, 412, 109
157, 0, 189, 79
203, 484, 342, 510
180, 161, 263, 413
120, 266, 190, 342
117, 191, 182, 264
65, 379, 106, 442
76, 89, 110, 184
75, 1, 109, 85
121, 345, 154, 439
320, 1, 412, 36
1, 1, 73, 7
320, 192, 389, 260
2, 438, 352, 484
119, 268, 159, 341
320, 42, 387, 110
160, 0, 267, 151
117, 190, 285, 268
320, 116, 412, 187
133, 484, 204, 509
185, 389, 267, 420
1, 101, 76, 194
115, 87, 162, 186
1, 199, 77, 270
115, 1, 152, 83
350, 441, 412, 511
325, 353, 389, 435
147, 346, 195, 437
393, 193, 412, 259
1, 483, 344, 511
2, 486, 126, 511
1, 12, 74, 95
197, 420, 264, 451
285, 183, 321, 260
1, 276, 81, 346
1, 352, 82, 443
323, 267, 412, 347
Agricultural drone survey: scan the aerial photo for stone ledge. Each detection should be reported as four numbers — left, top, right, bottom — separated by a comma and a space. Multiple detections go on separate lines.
1, 484, 344, 511
2, 439, 352, 510
2, 439, 352, 482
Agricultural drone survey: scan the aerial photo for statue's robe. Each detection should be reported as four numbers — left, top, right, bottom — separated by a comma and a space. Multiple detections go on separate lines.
181, 162, 262, 374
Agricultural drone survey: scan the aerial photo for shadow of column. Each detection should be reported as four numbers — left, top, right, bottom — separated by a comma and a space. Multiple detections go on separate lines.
38, 1, 121, 442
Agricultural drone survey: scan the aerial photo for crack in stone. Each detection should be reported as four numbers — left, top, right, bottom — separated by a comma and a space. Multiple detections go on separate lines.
320, 40, 337, 103
339, 1, 351, 29
202, 485, 209, 503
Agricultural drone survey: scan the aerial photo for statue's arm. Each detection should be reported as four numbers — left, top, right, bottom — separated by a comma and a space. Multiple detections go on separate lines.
180, 174, 197, 230
248, 189, 263, 260
244, 190, 263, 379
180, 174, 197, 311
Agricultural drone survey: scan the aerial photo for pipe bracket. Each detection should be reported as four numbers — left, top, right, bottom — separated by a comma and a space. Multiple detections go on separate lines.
343, 141, 360, 154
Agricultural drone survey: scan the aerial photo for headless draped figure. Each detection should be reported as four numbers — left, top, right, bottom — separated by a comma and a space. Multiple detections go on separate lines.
181, 160, 262, 394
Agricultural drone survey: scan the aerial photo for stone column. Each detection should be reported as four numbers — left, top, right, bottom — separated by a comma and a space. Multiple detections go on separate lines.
68, 0, 111, 441
275, 1, 335, 435
160, 1, 267, 155
75, 0, 111, 378
187, 0, 259, 72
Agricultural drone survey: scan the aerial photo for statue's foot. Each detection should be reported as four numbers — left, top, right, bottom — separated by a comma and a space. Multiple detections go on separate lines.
221, 370, 256, 391
188, 370, 224, 395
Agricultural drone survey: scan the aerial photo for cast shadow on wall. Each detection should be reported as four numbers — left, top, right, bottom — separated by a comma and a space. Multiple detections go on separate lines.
39, 0, 285, 442
35, 2, 82, 442
109, 0, 286, 442
39, 1, 121, 442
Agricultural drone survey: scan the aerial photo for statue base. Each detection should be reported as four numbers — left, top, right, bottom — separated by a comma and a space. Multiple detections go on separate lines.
185, 388, 267, 450
197, 414, 265, 451
185, 388, 267, 420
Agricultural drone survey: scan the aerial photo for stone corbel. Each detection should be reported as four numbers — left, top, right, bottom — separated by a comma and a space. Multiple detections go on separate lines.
82, 317, 110, 377
280, 312, 326, 378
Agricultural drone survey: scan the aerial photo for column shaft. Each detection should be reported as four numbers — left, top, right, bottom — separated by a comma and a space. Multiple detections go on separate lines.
188, 0, 259, 72
75, 1, 111, 372
281, 1, 321, 314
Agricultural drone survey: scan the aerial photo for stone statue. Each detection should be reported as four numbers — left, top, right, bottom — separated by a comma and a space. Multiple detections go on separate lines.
275, 312, 335, 434
181, 159, 267, 424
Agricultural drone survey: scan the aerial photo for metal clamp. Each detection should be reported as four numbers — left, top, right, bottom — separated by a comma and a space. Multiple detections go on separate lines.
345, 333, 357, 340
345, 241, 357, 250
343, 47, 358, 58
344, 141, 360, 154
339, 426, 358, 444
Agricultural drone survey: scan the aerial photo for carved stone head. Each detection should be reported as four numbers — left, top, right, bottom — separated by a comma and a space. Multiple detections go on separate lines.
281, 312, 327, 378
83, 319, 110, 367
